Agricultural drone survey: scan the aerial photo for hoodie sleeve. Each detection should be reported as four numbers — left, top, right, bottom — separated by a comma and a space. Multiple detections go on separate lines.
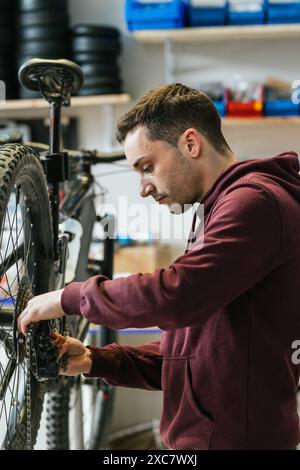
61, 183, 281, 330
84, 339, 162, 390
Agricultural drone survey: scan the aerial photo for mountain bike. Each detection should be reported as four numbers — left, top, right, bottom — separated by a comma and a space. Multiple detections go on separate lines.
0, 58, 126, 449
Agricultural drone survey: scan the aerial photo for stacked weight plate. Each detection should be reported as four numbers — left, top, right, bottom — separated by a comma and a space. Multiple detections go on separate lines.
0, 1, 17, 99
18, 0, 70, 98
71, 24, 122, 96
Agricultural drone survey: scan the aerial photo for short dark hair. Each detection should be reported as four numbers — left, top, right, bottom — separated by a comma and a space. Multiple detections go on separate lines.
116, 83, 231, 155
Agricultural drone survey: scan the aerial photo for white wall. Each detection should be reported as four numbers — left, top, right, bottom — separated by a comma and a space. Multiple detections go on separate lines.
69, 0, 300, 248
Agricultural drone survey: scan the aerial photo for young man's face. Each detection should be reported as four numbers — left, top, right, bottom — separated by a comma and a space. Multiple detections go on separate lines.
124, 126, 203, 211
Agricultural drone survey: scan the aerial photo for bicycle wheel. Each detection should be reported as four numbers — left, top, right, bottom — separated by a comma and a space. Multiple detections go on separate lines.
70, 324, 117, 450
0, 143, 54, 449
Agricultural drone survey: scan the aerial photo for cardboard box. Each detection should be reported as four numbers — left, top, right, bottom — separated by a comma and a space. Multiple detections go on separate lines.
113, 243, 183, 275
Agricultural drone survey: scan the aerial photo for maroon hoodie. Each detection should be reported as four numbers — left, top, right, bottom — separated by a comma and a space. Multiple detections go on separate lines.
62, 152, 300, 450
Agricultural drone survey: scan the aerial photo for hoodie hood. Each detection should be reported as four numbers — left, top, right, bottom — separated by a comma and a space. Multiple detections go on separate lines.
201, 151, 300, 215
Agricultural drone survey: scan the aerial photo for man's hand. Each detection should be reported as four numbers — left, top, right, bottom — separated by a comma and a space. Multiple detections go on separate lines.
17, 289, 66, 335
52, 332, 93, 376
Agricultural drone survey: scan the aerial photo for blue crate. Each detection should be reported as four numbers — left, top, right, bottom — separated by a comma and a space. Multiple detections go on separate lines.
266, 1, 300, 23
264, 99, 299, 116
228, 10, 265, 25
126, 0, 188, 31
228, 1, 266, 25
213, 99, 226, 117
188, 5, 227, 27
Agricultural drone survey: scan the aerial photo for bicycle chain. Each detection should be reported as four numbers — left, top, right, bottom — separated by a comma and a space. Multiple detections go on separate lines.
15, 276, 62, 450
15, 276, 34, 450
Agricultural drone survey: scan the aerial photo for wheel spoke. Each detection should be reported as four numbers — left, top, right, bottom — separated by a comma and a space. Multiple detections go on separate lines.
0, 191, 31, 448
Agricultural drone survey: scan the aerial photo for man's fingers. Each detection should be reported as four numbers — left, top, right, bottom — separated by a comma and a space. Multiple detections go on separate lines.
51, 333, 68, 358
17, 308, 28, 334
17, 306, 40, 335
19, 316, 30, 336
51, 332, 66, 345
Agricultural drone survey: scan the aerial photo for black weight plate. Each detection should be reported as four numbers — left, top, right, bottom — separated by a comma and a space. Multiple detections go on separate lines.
6, 89, 19, 100
0, 1, 15, 13
0, 62, 15, 72
76, 85, 122, 96
17, 53, 73, 69
0, 29, 15, 46
72, 36, 121, 54
81, 62, 119, 76
19, 25, 68, 41
72, 52, 118, 64
0, 72, 15, 82
19, 12, 69, 27
19, 49, 70, 61
19, 85, 39, 99
19, 0, 68, 12
19, 40, 69, 56
71, 24, 119, 39
83, 76, 122, 88
0, 13, 14, 28
0, 55, 14, 69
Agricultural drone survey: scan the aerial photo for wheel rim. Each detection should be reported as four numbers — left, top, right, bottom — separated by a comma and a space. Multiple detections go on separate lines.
0, 184, 41, 448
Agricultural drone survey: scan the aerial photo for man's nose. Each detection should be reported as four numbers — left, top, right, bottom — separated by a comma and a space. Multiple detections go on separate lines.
140, 182, 155, 198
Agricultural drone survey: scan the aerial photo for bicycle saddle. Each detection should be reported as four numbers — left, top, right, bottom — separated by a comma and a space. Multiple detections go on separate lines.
18, 58, 84, 105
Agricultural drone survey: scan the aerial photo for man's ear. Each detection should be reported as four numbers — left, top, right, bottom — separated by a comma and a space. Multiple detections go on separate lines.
177, 128, 202, 160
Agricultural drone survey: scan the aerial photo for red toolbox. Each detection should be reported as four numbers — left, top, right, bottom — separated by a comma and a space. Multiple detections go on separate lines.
226, 86, 264, 117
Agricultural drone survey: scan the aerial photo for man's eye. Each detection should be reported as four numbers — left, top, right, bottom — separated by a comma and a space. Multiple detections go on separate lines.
143, 166, 152, 174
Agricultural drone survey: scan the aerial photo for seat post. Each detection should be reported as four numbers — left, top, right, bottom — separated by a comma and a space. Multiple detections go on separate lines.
49, 100, 62, 154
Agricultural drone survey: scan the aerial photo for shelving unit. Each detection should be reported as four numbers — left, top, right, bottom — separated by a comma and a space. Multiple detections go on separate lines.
133, 23, 300, 84
0, 93, 131, 119
133, 23, 300, 44
222, 117, 300, 128
133, 24, 300, 130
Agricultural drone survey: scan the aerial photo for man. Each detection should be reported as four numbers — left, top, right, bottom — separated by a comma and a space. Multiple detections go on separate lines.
18, 83, 300, 450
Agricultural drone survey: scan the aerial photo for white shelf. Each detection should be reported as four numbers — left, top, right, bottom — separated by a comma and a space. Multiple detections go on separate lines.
0, 93, 131, 119
222, 117, 300, 127
133, 23, 300, 44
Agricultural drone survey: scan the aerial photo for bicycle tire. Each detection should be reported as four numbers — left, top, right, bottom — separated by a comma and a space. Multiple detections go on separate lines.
46, 379, 70, 449
0, 143, 54, 449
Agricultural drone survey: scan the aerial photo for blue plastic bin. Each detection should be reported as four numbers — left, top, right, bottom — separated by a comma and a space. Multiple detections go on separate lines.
266, 1, 300, 24
228, 1, 266, 25
213, 99, 226, 117
264, 99, 299, 116
188, 3, 227, 26
126, 0, 188, 31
